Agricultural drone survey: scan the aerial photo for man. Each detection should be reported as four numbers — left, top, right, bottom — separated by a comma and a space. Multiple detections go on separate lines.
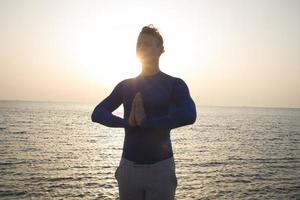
91, 25, 197, 200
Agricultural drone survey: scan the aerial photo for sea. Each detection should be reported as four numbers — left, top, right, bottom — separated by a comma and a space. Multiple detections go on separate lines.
0, 100, 299, 200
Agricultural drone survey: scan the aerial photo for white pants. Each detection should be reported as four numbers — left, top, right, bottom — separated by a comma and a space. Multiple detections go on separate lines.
115, 157, 178, 200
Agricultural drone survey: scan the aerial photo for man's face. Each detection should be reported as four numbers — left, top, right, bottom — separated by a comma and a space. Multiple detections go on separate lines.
136, 33, 162, 63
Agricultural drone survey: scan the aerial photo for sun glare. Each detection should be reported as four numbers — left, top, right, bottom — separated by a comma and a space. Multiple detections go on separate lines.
60, 15, 198, 88
80, 47, 140, 87
62, 25, 141, 87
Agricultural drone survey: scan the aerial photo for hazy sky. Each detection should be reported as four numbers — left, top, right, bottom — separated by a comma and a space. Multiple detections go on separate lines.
1, 0, 299, 108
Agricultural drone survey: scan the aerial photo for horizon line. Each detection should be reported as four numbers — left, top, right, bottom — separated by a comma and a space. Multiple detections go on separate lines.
0, 99, 299, 109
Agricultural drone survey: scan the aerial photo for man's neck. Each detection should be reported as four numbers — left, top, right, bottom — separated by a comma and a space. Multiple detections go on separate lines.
141, 60, 160, 76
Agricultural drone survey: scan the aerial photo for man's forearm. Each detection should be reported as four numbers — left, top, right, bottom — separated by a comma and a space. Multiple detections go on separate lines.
91, 106, 129, 128
139, 107, 196, 130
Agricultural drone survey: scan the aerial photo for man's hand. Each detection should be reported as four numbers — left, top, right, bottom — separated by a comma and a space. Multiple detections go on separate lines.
134, 92, 146, 126
128, 96, 137, 127
128, 92, 146, 127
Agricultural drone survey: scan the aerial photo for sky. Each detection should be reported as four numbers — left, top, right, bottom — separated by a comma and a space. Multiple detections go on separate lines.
0, 0, 299, 108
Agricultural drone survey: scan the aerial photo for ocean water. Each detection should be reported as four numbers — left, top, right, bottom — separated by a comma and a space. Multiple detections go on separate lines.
0, 100, 299, 200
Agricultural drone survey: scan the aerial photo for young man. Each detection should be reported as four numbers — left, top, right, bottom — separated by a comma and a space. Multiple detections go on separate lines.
91, 25, 197, 200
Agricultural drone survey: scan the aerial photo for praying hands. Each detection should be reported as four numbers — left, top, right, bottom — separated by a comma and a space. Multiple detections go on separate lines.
128, 92, 146, 127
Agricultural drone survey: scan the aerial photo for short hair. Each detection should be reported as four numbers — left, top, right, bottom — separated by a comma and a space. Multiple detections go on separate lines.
139, 24, 165, 53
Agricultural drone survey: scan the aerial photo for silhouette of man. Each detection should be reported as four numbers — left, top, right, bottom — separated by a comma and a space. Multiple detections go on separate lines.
91, 24, 197, 200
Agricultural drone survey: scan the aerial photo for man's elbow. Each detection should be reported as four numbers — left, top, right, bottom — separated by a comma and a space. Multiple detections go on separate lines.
187, 111, 197, 124
91, 108, 100, 123
186, 101, 197, 125
91, 112, 97, 123
182, 110, 197, 125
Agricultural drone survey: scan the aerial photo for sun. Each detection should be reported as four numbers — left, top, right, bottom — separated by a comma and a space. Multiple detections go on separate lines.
80, 48, 141, 87
64, 26, 141, 87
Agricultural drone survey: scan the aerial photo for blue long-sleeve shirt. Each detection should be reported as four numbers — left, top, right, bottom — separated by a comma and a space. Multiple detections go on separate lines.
91, 70, 197, 164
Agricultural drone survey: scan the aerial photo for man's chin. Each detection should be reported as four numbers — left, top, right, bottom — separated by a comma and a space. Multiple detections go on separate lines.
139, 57, 155, 64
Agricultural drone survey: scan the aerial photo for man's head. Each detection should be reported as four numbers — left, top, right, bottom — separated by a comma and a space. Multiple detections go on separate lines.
136, 25, 164, 63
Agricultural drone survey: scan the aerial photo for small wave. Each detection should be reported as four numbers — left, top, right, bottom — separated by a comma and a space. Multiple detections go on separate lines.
0, 161, 27, 166
0, 190, 27, 197
196, 161, 226, 167
87, 139, 97, 143
47, 182, 83, 190
84, 182, 101, 187
10, 131, 27, 134
48, 177, 83, 182
21, 147, 39, 152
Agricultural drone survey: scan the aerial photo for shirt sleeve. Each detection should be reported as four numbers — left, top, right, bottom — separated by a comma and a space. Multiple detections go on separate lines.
139, 78, 197, 130
91, 80, 129, 128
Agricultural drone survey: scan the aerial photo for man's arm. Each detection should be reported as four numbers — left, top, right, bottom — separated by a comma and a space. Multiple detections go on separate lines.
91, 81, 129, 128
139, 78, 197, 130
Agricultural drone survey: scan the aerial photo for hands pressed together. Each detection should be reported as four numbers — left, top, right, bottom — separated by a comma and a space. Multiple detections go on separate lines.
128, 92, 146, 127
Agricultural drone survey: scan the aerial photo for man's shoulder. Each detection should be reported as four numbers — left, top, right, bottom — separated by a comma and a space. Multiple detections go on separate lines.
161, 71, 182, 82
114, 77, 138, 90
118, 77, 136, 85
117, 72, 186, 85
162, 72, 186, 85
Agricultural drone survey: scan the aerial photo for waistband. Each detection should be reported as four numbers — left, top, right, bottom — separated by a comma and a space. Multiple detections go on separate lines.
119, 156, 175, 168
